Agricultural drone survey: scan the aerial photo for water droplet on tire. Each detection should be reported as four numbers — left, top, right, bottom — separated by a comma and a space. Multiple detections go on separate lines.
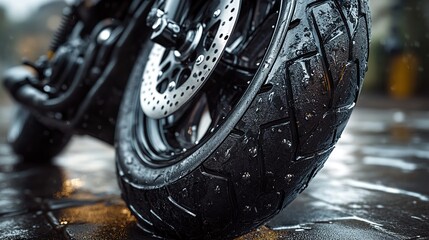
282, 139, 292, 148
224, 148, 231, 159
242, 172, 251, 179
268, 92, 274, 102
243, 136, 249, 144
249, 147, 258, 157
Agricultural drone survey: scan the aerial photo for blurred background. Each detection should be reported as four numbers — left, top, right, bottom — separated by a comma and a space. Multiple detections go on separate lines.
365, 0, 429, 105
0, 0, 428, 119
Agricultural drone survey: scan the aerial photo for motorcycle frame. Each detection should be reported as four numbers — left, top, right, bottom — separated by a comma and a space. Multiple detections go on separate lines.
6, 0, 160, 144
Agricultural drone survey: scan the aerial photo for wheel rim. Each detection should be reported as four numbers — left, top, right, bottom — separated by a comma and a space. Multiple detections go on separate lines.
134, 0, 281, 167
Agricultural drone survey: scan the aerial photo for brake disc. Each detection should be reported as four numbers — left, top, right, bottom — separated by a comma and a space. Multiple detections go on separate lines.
140, 0, 241, 119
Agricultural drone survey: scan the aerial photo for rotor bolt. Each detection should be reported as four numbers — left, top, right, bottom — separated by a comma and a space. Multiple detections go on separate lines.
196, 55, 204, 65
213, 9, 221, 18
168, 81, 176, 91
147, 8, 165, 29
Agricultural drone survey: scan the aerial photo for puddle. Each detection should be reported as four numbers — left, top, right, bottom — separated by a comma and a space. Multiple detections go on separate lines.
345, 180, 429, 201
362, 156, 418, 171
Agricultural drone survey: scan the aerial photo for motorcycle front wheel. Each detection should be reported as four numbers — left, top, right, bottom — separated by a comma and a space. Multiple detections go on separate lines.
116, 0, 371, 239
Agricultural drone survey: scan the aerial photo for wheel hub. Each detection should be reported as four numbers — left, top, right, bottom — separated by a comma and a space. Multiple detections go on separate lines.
140, 0, 242, 119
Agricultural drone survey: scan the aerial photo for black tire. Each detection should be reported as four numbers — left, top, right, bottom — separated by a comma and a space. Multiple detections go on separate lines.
8, 107, 71, 162
116, 0, 370, 239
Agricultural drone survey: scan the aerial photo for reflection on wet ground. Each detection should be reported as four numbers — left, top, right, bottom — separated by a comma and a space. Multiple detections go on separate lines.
0, 107, 428, 239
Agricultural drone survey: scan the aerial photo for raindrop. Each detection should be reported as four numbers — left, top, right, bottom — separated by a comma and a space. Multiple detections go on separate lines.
282, 139, 292, 148
242, 136, 249, 144
215, 185, 221, 194
249, 147, 258, 157
181, 188, 189, 198
242, 172, 251, 179
300, 62, 310, 87
305, 112, 313, 120
268, 92, 274, 102
225, 148, 231, 159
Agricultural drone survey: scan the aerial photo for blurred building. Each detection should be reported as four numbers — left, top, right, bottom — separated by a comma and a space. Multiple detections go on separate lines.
0, 1, 64, 105
366, 0, 429, 99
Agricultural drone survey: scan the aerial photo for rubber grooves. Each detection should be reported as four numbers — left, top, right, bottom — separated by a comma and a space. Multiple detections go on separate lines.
117, 0, 371, 239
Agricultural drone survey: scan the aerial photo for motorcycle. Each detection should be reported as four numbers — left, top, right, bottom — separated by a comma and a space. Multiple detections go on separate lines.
3, 0, 371, 239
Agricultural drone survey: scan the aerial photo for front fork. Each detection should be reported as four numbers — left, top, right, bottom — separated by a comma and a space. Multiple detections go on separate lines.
3, 0, 154, 144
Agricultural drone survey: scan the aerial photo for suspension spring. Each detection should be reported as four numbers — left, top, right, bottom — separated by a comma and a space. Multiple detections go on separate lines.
48, 6, 77, 58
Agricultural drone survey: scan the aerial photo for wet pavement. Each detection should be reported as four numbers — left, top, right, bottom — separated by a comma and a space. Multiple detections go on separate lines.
0, 103, 429, 239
